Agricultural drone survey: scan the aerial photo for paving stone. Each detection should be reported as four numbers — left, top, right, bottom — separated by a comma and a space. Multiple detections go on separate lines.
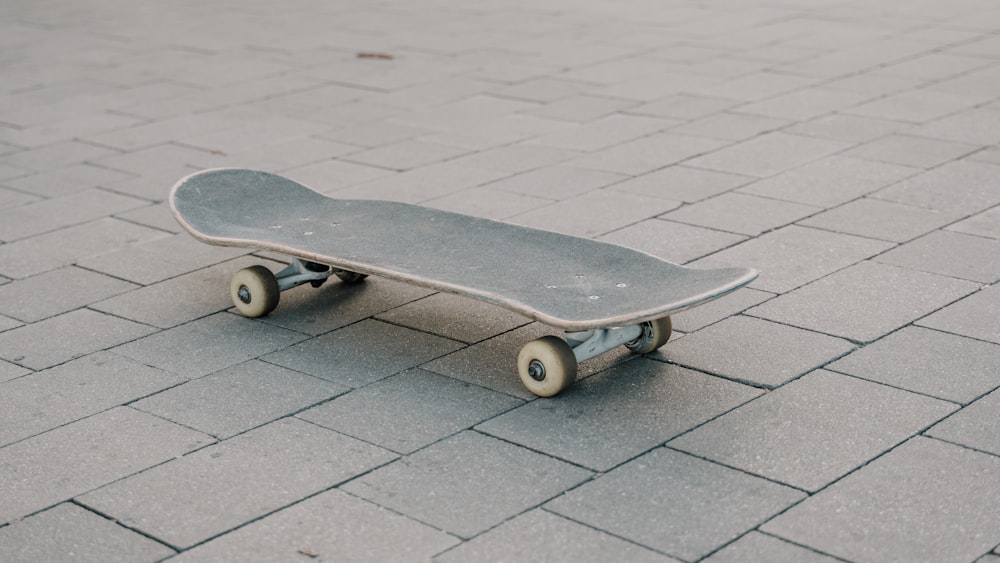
574, 132, 728, 176
83, 112, 242, 151
342, 431, 591, 539
0, 358, 29, 384
434, 509, 677, 563
90, 257, 283, 329
692, 225, 892, 294
662, 193, 820, 236
523, 95, 637, 122
256, 276, 436, 336
78, 418, 396, 549
479, 359, 760, 471
0, 351, 183, 447
627, 93, 737, 120
114, 312, 306, 378
313, 120, 428, 149
0, 309, 156, 370
393, 95, 536, 131
263, 319, 463, 388
170, 489, 458, 563
300, 368, 522, 454
844, 134, 978, 169
77, 232, 250, 285
283, 158, 395, 194
0, 266, 137, 322
343, 140, 470, 171
424, 186, 552, 219
918, 283, 1000, 345
0, 503, 175, 563
692, 72, 817, 102
450, 143, 581, 175
376, 292, 530, 344
800, 198, 960, 243
215, 136, 362, 171
671, 370, 954, 491
829, 326, 1000, 405
0, 218, 169, 280
684, 132, 850, 178
871, 159, 1000, 215
0, 186, 38, 210
749, 261, 979, 343
511, 189, 680, 238
738, 88, 873, 121
528, 114, 673, 152
330, 161, 510, 203
763, 437, 1000, 563
738, 156, 918, 208
598, 219, 746, 264
134, 360, 347, 439
611, 165, 752, 203
2, 163, 136, 199
0, 140, 117, 171
546, 447, 805, 561
948, 205, 1000, 239
597, 71, 721, 102
0, 407, 212, 524
785, 113, 906, 143
875, 230, 1000, 283
909, 107, 1000, 147
180, 116, 330, 156
703, 532, 840, 563
662, 316, 854, 388
847, 89, 992, 123
419, 114, 570, 152
112, 202, 182, 233
670, 111, 790, 142
926, 388, 1000, 456
484, 165, 625, 201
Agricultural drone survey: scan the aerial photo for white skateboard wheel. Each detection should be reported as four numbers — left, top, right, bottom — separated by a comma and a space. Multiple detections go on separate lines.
230, 265, 280, 318
625, 316, 672, 354
517, 336, 577, 397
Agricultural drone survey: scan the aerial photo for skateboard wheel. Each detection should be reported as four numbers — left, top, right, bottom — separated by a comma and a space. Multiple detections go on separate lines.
230, 265, 280, 318
517, 336, 577, 397
334, 269, 368, 284
625, 316, 672, 355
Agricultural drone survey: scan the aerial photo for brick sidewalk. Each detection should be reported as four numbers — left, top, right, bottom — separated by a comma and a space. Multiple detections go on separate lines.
1, 0, 999, 561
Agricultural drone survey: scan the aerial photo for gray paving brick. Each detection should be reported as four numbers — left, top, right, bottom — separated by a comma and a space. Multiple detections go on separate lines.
947, 205, 1000, 239
918, 283, 1000, 345
611, 165, 752, 204
662, 316, 854, 388
450, 143, 581, 175
2, 163, 135, 199
0, 309, 156, 370
785, 113, 906, 143
662, 193, 820, 237
343, 140, 470, 171
574, 132, 728, 176
829, 326, 1000, 404
283, 159, 394, 195
845, 134, 978, 169
512, 189, 679, 238
762, 437, 1000, 563
692, 72, 816, 102
77, 232, 249, 285
134, 360, 346, 439
627, 93, 737, 121
875, 230, 1000, 283
78, 418, 395, 549
871, 160, 1000, 215
909, 107, 1000, 146
0, 358, 29, 383
927, 388, 1000, 456
703, 532, 839, 563
0, 266, 137, 322
479, 359, 761, 471
692, 225, 892, 294
393, 95, 536, 131
485, 165, 625, 201
0, 140, 117, 172
114, 312, 306, 378
0, 503, 175, 563
300, 368, 521, 454
263, 319, 463, 388
529, 114, 672, 152
330, 161, 509, 203
434, 509, 677, 563
376, 293, 530, 344
671, 370, 955, 491
112, 202, 182, 233
546, 447, 805, 561
685, 132, 850, 178
0, 406, 212, 524
0, 351, 182, 447
801, 198, 960, 243
0, 217, 169, 280
0, 186, 38, 210
739, 88, 873, 121
737, 156, 918, 208
671, 111, 790, 142
425, 186, 553, 219
598, 219, 746, 264
83, 112, 242, 151
170, 489, 458, 563
749, 261, 979, 343
847, 89, 992, 123
523, 95, 636, 122
343, 431, 591, 539
420, 114, 570, 151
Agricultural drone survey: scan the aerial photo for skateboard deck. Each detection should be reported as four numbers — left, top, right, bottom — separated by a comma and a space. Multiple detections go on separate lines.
171, 168, 757, 396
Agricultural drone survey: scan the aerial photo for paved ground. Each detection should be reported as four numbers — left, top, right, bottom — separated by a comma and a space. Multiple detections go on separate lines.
1, 0, 999, 561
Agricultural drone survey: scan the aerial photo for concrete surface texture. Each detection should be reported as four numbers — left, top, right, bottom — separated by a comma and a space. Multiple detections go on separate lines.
1, 0, 999, 561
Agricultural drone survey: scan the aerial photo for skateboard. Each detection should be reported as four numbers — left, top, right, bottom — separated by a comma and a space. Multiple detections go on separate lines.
170, 168, 758, 397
